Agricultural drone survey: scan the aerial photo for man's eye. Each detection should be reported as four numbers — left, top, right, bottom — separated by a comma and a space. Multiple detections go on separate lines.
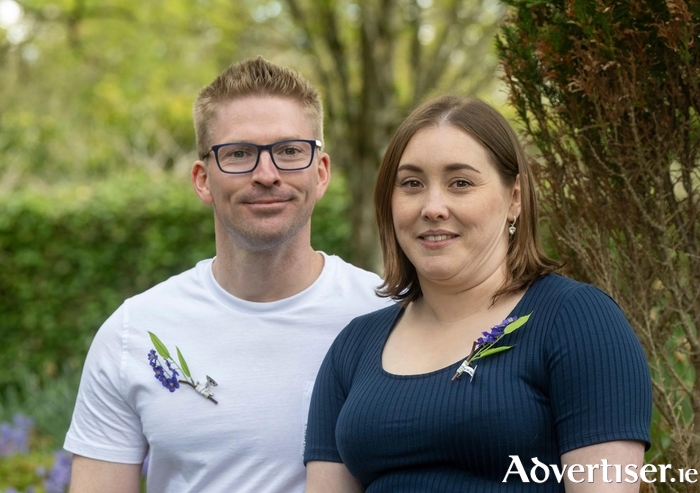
221, 147, 253, 159
275, 145, 303, 156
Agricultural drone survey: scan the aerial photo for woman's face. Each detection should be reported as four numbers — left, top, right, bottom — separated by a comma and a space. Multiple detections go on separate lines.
391, 124, 520, 291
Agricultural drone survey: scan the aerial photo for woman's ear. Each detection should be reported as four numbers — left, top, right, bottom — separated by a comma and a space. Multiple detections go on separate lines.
510, 174, 522, 220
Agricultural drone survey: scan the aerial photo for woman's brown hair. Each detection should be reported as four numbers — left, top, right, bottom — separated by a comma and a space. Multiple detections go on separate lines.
374, 95, 559, 305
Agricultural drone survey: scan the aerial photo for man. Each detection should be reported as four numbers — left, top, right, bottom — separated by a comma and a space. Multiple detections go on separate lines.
64, 56, 388, 493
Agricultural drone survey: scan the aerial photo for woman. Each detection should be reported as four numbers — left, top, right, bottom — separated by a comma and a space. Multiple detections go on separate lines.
304, 96, 651, 492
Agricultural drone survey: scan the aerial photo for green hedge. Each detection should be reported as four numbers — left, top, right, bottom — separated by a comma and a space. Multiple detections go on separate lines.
0, 171, 352, 394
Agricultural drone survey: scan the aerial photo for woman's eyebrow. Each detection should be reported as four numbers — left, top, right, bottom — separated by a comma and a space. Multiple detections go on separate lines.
444, 163, 480, 173
396, 162, 480, 173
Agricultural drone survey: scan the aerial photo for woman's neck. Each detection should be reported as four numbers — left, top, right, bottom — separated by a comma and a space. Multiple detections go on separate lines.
413, 266, 510, 326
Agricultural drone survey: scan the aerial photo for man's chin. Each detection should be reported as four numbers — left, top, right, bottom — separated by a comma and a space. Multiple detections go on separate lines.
230, 221, 309, 252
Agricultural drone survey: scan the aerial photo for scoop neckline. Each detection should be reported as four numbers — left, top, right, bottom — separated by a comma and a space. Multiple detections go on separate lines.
378, 286, 532, 380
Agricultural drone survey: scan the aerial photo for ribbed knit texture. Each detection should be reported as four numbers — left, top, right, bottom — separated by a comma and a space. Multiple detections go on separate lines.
304, 274, 652, 492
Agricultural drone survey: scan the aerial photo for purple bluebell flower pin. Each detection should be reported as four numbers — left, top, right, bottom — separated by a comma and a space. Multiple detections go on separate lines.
147, 332, 218, 404
451, 313, 532, 382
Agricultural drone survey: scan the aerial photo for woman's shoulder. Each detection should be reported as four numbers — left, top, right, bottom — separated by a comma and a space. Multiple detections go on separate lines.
529, 272, 588, 292
524, 274, 635, 345
521, 273, 630, 336
527, 273, 619, 308
350, 302, 403, 325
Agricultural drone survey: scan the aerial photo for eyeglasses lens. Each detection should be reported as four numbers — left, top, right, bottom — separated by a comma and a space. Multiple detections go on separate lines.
216, 140, 314, 173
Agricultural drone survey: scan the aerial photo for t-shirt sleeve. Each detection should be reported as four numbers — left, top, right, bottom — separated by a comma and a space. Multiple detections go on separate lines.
547, 284, 652, 454
63, 303, 148, 463
303, 334, 346, 464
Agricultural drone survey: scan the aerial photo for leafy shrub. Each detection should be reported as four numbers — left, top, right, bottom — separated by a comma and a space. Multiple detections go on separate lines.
498, 0, 699, 480
0, 171, 213, 394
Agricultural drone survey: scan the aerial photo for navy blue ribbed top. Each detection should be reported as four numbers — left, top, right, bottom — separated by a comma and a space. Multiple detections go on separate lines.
304, 274, 652, 492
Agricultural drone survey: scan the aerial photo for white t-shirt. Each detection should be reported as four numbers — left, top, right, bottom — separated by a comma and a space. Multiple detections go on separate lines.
64, 253, 390, 493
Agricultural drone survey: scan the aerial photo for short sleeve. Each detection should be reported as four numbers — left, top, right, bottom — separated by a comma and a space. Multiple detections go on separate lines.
303, 337, 346, 464
547, 285, 652, 454
63, 304, 148, 463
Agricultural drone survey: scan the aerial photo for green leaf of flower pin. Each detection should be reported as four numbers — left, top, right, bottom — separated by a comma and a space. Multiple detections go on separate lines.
176, 346, 191, 378
504, 312, 531, 334
148, 331, 172, 360
471, 345, 513, 361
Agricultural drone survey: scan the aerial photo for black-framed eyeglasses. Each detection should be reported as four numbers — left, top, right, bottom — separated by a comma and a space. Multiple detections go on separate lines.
205, 139, 323, 174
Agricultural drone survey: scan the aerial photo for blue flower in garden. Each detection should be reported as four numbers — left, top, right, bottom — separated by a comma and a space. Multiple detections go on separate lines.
4, 485, 37, 493
0, 414, 33, 457
0, 415, 70, 493
44, 450, 72, 493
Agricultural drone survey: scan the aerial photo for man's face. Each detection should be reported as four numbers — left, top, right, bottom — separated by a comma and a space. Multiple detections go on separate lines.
191, 96, 330, 252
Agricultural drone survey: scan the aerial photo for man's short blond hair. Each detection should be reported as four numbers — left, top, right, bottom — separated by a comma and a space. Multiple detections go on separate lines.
193, 56, 324, 159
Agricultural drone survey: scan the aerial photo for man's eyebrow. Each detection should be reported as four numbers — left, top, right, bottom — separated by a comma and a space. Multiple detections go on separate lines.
396, 162, 481, 173
218, 136, 304, 144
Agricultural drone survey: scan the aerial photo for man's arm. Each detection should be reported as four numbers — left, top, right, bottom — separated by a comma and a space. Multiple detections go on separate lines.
305, 461, 363, 493
69, 455, 142, 493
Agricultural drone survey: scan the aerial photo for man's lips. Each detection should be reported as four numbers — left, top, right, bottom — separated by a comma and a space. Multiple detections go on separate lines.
244, 199, 289, 204
241, 195, 294, 205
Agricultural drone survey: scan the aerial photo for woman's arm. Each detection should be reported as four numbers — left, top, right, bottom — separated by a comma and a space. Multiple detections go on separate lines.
561, 440, 645, 492
305, 461, 364, 493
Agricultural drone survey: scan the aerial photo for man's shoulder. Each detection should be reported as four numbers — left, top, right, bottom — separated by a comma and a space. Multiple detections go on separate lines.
126, 258, 211, 306
321, 253, 382, 287
318, 253, 389, 308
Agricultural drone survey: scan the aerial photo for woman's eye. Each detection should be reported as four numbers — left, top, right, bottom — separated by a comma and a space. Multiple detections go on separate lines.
401, 179, 421, 188
452, 179, 471, 188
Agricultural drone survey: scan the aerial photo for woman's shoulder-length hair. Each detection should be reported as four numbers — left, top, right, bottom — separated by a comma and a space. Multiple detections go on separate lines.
374, 95, 560, 305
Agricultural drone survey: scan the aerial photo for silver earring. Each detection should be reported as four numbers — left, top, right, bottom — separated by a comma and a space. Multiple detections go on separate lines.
508, 217, 517, 236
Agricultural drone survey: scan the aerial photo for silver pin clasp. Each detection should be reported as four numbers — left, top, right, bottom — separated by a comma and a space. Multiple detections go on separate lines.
451, 361, 477, 382
195, 375, 218, 398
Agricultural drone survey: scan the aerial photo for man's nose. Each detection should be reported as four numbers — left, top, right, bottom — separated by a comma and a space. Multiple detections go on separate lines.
251, 150, 282, 186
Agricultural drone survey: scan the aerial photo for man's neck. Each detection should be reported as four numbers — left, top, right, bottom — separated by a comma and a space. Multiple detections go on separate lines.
211, 240, 324, 302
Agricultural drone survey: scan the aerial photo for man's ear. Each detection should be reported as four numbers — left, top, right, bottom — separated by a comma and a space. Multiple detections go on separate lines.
191, 160, 213, 205
315, 152, 331, 201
